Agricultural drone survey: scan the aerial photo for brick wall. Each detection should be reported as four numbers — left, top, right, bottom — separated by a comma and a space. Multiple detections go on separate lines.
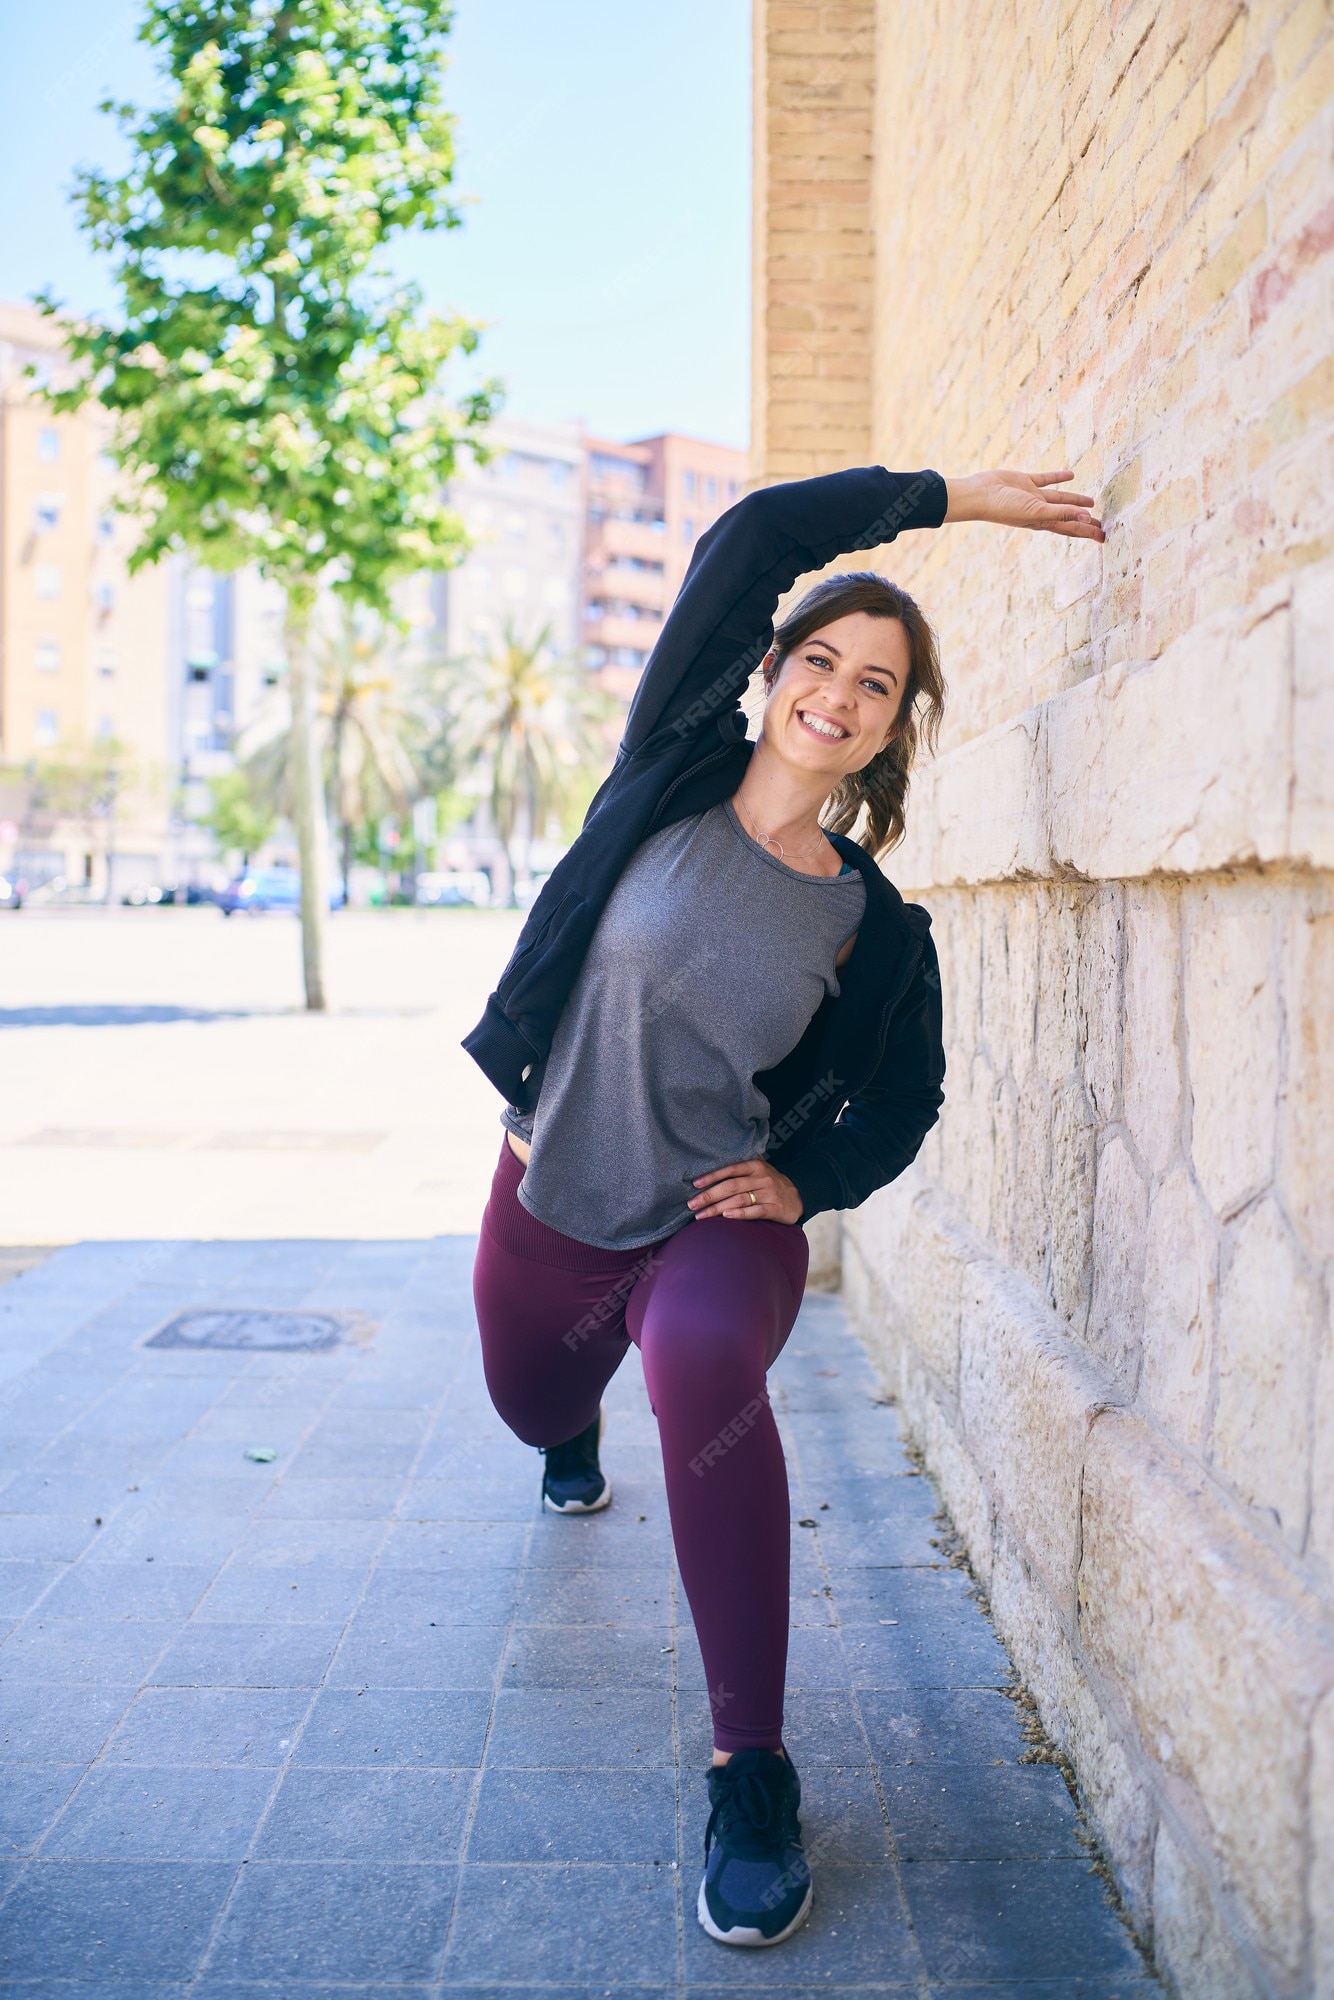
751, 0, 876, 478
754, 3, 1334, 1994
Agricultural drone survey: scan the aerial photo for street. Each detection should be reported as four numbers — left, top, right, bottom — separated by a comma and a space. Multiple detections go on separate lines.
0, 908, 526, 1244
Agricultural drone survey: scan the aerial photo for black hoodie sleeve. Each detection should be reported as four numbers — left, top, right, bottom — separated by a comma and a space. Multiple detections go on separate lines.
617, 466, 948, 760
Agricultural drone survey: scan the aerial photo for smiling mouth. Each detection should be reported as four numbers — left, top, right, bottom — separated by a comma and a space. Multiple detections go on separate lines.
796, 709, 851, 742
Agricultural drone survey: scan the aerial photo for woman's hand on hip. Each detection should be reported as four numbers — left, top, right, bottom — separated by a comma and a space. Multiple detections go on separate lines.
687, 1158, 804, 1225
943, 468, 1105, 541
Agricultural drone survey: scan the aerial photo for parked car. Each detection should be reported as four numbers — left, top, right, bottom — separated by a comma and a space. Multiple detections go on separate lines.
24, 877, 103, 907
218, 866, 345, 915
0, 874, 23, 910
122, 882, 218, 907
415, 869, 492, 908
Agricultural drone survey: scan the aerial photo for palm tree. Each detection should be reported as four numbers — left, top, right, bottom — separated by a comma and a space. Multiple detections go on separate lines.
237, 607, 439, 902
441, 621, 621, 906
321, 612, 429, 900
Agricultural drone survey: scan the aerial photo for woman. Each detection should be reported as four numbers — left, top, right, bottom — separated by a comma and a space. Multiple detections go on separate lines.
464, 461, 1104, 1948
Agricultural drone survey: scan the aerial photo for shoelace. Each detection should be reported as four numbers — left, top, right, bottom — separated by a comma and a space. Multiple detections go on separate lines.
703, 1765, 790, 1859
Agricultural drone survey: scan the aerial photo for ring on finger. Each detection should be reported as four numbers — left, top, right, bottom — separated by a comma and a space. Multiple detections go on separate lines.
748, 1189, 757, 1207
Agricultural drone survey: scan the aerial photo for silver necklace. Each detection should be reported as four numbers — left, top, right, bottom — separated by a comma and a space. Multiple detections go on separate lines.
734, 791, 828, 866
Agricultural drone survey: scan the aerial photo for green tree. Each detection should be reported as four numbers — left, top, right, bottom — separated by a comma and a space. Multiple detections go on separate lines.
39, 0, 496, 1006
195, 766, 276, 869
442, 622, 622, 906
24, 738, 134, 903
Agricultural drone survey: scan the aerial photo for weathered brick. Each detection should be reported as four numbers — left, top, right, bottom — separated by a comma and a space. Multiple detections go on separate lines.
1186, 199, 1269, 320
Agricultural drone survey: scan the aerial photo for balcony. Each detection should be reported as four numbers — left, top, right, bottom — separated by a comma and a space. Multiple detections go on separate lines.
592, 515, 669, 563
585, 613, 661, 654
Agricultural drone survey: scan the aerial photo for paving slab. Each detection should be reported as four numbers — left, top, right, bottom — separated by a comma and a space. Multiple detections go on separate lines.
0, 1237, 1159, 1995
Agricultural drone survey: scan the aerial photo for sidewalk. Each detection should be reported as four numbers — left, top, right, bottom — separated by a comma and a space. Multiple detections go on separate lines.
0, 1237, 1156, 1997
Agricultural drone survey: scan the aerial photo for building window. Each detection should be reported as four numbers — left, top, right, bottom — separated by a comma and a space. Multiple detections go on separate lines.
97, 645, 117, 677
95, 581, 115, 615
35, 710, 58, 746
33, 492, 62, 533
35, 564, 61, 599
548, 522, 565, 553
35, 637, 60, 673
37, 426, 60, 463
704, 475, 716, 502
727, 479, 738, 501
96, 716, 115, 742
683, 470, 697, 499
506, 511, 526, 540
548, 460, 569, 488
682, 518, 695, 544
590, 453, 646, 492
97, 512, 115, 542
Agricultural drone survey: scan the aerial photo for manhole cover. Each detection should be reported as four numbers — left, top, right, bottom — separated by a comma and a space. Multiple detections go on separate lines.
144, 1309, 366, 1353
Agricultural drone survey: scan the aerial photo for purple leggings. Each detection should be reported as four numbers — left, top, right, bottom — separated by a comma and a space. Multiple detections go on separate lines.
471, 1132, 809, 1752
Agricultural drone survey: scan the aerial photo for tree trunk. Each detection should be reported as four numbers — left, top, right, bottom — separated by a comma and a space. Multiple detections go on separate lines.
285, 596, 328, 1011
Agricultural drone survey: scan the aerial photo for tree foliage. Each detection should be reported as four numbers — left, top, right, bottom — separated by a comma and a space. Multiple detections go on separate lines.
39, 0, 497, 615
36, 0, 498, 1002
442, 623, 621, 903
195, 765, 277, 864
236, 603, 444, 893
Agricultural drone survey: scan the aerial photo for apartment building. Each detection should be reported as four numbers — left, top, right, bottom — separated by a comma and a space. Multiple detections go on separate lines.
581, 431, 746, 702
433, 415, 585, 663
0, 301, 172, 896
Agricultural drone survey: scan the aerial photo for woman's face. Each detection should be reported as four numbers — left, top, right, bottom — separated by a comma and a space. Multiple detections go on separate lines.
761, 611, 910, 779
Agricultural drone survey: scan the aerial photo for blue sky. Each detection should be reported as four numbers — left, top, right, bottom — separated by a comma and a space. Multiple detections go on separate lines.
0, 0, 750, 447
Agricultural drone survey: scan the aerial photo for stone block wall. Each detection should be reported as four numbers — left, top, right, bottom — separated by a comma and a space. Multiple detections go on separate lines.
753, 3, 1334, 1993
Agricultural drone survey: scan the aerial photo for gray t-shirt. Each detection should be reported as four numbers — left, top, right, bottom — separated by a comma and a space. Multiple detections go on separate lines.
500, 797, 867, 1249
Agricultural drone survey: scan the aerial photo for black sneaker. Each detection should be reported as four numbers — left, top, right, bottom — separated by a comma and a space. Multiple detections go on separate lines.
540, 1405, 611, 1514
697, 1745, 812, 1946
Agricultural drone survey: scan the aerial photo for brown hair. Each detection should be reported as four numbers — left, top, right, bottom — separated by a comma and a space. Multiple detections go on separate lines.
762, 571, 945, 858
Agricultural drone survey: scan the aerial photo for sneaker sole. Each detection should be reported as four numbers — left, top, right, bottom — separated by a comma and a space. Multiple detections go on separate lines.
542, 1477, 612, 1514
695, 1874, 813, 1947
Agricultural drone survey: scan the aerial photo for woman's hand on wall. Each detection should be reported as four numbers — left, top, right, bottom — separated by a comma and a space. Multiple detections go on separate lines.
943, 468, 1106, 541
687, 1158, 805, 1225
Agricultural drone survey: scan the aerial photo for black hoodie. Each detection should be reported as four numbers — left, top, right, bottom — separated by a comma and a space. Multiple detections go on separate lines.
460, 463, 950, 1225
